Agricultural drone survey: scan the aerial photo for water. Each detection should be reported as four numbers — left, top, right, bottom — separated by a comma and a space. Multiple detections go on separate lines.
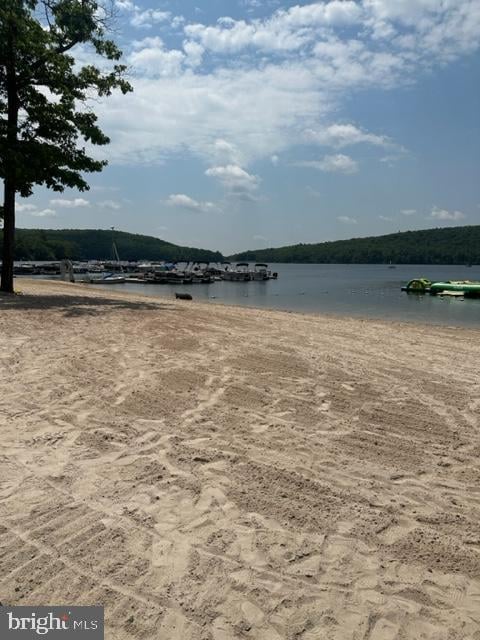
80, 264, 480, 328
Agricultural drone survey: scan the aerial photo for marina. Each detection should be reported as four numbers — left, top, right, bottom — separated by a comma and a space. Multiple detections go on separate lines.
13, 260, 278, 283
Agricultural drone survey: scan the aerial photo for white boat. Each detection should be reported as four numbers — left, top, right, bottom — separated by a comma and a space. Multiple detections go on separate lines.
221, 262, 251, 281
252, 263, 269, 280
84, 273, 126, 284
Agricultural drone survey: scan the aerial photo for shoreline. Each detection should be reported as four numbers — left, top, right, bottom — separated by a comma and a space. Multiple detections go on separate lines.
1, 279, 480, 639
14, 277, 480, 334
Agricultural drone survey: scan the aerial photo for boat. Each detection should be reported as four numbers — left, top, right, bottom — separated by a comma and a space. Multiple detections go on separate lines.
124, 276, 147, 283
253, 263, 278, 280
252, 263, 270, 281
144, 272, 170, 284
190, 274, 214, 284
84, 273, 126, 284
14, 263, 35, 275
221, 263, 251, 281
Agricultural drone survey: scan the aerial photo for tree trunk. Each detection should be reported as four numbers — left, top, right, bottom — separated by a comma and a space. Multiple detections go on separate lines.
1, 184, 17, 297
1, 181, 16, 293
1, 16, 18, 294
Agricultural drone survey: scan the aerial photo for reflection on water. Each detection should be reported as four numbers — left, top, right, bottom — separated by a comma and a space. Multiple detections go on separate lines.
75, 263, 480, 327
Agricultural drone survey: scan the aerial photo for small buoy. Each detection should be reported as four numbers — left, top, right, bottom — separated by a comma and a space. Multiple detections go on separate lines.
175, 292, 192, 300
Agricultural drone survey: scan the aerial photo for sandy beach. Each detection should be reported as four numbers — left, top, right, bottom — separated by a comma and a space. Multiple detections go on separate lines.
1, 279, 479, 639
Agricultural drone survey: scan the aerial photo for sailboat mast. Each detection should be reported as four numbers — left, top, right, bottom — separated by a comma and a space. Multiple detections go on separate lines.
111, 226, 121, 269
111, 227, 120, 262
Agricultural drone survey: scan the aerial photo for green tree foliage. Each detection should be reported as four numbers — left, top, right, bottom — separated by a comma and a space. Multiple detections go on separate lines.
230, 226, 480, 265
0, 0, 131, 292
2, 228, 225, 262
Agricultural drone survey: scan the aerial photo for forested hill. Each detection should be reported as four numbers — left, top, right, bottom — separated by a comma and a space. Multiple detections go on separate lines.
3, 229, 224, 262
230, 226, 480, 265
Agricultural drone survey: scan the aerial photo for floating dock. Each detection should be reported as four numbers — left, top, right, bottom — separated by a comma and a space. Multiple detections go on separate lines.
402, 279, 480, 297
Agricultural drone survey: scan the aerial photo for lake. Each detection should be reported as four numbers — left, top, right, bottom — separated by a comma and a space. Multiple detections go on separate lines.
85, 264, 480, 328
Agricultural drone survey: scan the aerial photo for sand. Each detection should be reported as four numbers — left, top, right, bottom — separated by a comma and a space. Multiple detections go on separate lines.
1, 279, 480, 639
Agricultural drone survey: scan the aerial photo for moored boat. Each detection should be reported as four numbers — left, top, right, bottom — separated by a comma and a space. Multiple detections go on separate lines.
252, 263, 269, 280
83, 273, 126, 284
221, 263, 251, 281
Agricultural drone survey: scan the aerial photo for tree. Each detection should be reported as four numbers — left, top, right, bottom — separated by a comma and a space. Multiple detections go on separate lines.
0, 0, 131, 292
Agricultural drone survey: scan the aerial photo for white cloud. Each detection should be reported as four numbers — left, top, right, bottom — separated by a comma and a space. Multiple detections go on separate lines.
205, 164, 260, 195
430, 207, 465, 221
30, 208, 57, 218
16, 201, 57, 217
172, 15, 185, 29
15, 202, 37, 212
130, 9, 171, 29
184, 2, 362, 54
298, 154, 359, 174
95, 63, 330, 165
114, 1, 172, 29
115, 0, 134, 10
378, 215, 393, 221
135, 11, 169, 27
380, 154, 402, 167
212, 139, 244, 165
166, 194, 219, 213
98, 200, 122, 210
401, 208, 417, 216
129, 38, 185, 76
372, 1, 480, 61
92, 0, 480, 169
305, 123, 391, 148
49, 198, 90, 208
183, 40, 204, 68
284, 1, 362, 28
337, 216, 358, 224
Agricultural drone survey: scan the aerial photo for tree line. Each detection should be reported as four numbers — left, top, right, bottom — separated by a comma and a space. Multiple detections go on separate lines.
7, 224, 478, 265
1, 228, 224, 263
229, 226, 480, 264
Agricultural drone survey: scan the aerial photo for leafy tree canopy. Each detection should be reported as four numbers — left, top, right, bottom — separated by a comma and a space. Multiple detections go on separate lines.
0, 0, 132, 291
3, 228, 225, 263
230, 225, 480, 265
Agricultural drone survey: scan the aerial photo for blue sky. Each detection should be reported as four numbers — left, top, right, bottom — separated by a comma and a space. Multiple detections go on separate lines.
17, 0, 480, 253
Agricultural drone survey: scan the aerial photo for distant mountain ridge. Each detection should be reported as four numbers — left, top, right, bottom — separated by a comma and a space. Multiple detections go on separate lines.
3, 229, 224, 262
3, 225, 479, 265
229, 225, 480, 265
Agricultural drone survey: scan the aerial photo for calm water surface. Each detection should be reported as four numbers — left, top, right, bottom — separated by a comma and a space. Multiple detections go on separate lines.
86, 264, 480, 328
